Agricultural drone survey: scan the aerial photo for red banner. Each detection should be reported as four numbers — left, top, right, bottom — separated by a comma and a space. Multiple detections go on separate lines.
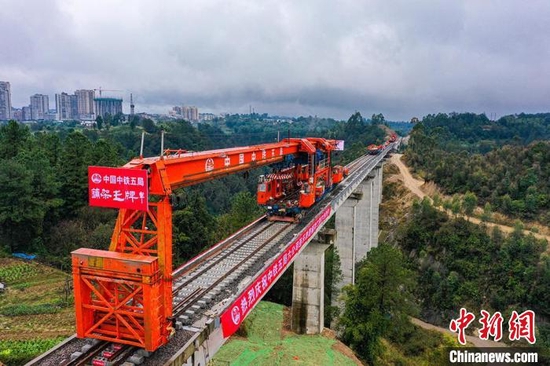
220, 205, 332, 338
88, 166, 148, 211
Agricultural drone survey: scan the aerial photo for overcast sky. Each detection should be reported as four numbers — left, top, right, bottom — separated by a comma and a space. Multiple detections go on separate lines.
1, 0, 549, 120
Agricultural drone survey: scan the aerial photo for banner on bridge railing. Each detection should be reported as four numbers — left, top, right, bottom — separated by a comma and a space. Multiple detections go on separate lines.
220, 205, 332, 338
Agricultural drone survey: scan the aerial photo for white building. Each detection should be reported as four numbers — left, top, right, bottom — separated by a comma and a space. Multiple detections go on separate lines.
75, 89, 95, 120
30, 94, 50, 120
55, 92, 78, 120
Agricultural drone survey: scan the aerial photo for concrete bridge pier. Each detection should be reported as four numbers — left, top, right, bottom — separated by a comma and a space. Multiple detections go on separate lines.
354, 177, 374, 262
330, 164, 383, 328
291, 231, 335, 334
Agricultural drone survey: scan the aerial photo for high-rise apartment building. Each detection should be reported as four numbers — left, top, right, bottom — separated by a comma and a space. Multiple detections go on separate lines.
22, 106, 32, 120
12, 109, 22, 121
30, 94, 50, 120
182, 105, 199, 121
75, 89, 95, 119
0, 81, 12, 120
55, 92, 78, 120
94, 97, 122, 118
170, 106, 182, 116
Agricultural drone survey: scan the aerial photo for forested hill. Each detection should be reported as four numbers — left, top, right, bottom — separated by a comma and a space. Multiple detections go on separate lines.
406, 112, 550, 222
409, 112, 550, 153
0, 112, 385, 269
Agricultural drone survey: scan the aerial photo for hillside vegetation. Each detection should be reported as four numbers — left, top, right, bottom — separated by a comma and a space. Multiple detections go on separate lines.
406, 113, 550, 223
403, 114, 550, 341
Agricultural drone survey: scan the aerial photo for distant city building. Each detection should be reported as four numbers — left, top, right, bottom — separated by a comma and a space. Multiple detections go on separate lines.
170, 106, 183, 116
22, 106, 32, 120
0, 81, 12, 120
94, 97, 122, 118
75, 89, 95, 120
199, 113, 215, 121
80, 120, 96, 128
183, 105, 199, 121
169, 105, 199, 121
45, 110, 57, 120
410, 117, 419, 123
30, 94, 49, 120
12, 108, 22, 121
55, 92, 78, 120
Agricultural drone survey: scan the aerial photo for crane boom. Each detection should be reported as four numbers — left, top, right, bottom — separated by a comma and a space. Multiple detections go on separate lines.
124, 138, 325, 195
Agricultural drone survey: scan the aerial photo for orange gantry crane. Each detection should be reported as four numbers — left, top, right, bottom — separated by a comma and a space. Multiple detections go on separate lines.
72, 138, 339, 351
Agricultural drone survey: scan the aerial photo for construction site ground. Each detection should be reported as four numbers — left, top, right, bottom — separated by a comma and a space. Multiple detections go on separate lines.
211, 301, 362, 366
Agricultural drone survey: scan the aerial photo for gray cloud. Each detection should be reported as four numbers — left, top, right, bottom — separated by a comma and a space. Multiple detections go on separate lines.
1, 0, 549, 120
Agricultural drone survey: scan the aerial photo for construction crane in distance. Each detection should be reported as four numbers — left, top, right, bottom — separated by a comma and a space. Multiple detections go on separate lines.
94, 87, 124, 97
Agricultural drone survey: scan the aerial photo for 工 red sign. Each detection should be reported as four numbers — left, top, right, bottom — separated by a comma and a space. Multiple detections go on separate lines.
88, 166, 148, 211
220, 205, 332, 338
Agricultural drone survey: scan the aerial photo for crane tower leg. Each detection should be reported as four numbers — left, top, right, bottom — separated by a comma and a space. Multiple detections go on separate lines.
72, 198, 173, 350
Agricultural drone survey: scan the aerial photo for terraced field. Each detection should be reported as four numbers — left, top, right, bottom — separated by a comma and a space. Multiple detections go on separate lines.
0, 258, 74, 365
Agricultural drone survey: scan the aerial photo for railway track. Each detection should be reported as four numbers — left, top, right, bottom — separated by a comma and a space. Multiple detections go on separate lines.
60, 341, 136, 366
171, 221, 291, 326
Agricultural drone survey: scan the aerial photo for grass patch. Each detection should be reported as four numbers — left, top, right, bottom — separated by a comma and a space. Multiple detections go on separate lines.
0, 337, 65, 366
213, 301, 358, 366
0, 303, 61, 316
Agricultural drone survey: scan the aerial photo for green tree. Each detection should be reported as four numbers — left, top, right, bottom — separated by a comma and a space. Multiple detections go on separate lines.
89, 139, 122, 167
47, 220, 87, 268
217, 191, 263, 237
432, 193, 442, 207
462, 191, 478, 216
58, 132, 92, 216
451, 200, 461, 217
141, 118, 157, 133
172, 193, 216, 264
16, 149, 63, 244
371, 113, 385, 124
481, 202, 493, 222
324, 246, 343, 327
112, 112, 123, 127
95, 115, 103, 130
0, 159, 41, 252
103, 113, 113, 130
35, 132, 62, 167
339, 244, 416, 363
129, 115, 138, 130
0, 120, 30, 158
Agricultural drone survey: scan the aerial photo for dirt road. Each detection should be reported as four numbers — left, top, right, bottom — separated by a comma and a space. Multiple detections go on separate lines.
390, 154, 550, 243
410, 318, 508, 348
